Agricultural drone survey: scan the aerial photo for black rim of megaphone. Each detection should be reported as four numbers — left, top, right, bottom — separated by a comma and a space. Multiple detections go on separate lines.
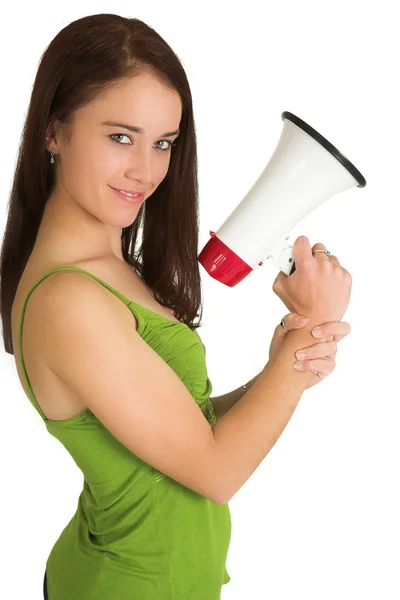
281, 112, 366, 188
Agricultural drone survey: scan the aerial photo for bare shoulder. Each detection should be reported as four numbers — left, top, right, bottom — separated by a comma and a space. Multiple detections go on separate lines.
29, 257, 140, 331
34, 269, 221, 503
35, 267, 138, 365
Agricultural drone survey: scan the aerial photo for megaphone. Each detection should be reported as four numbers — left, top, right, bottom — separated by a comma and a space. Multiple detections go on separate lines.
198, 111, 366, 286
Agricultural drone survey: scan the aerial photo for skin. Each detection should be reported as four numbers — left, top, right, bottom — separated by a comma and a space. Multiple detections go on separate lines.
42, 71, 182, 264
268, 304, 351, 390
43, 71, 350, 387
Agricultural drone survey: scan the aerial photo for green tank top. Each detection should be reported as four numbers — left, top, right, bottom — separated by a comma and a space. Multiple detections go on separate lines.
17, 267, 231, 599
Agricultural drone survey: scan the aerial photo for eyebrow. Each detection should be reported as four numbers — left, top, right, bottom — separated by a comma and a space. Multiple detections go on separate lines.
101, 121, 180, 137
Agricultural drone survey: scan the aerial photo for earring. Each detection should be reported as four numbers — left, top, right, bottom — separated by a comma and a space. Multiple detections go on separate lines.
50, 150, 55, 164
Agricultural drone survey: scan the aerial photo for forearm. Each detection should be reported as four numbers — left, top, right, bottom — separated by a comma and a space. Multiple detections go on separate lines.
210, 328, 315, 504
210, 371, 264, 423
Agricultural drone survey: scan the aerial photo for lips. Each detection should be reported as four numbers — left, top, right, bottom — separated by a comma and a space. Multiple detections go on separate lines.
113, 187, 145, 195
110, 186, 145, 204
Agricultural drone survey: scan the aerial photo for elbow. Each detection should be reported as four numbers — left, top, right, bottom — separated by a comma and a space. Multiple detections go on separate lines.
215, 495, 230, 505
214, 490, 231, 505
212, 480, 231, 505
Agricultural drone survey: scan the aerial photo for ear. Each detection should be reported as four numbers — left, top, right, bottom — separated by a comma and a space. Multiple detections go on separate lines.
45, 121, 56, 153
45, 119, 65, 153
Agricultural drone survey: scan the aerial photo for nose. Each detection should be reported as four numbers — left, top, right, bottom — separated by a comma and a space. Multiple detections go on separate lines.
125, 145, 153, 183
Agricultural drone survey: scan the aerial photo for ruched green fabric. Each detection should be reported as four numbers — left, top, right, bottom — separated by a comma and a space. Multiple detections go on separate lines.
17, 267, 231, 599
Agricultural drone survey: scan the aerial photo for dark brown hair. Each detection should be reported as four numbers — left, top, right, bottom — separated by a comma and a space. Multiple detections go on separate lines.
0, 13, 205, 355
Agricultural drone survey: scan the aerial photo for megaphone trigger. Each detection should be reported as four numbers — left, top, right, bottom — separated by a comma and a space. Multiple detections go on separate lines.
277, 244, 296, 276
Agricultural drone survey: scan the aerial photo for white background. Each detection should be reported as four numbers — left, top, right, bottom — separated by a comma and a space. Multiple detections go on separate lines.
1, 1, 398, 599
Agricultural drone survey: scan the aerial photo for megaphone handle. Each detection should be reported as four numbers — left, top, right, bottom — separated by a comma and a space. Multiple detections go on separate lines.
275, 243, 296, 276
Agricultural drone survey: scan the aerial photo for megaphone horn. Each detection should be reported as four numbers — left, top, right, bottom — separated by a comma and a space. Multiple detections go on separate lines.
198, 111, 366, 286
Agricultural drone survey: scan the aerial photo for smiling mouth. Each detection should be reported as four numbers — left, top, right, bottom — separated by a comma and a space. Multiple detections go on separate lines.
110, 187, 145, 204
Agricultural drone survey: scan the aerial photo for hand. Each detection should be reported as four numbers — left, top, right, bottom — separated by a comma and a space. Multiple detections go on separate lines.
272, 237, 352, 325
268, 312, 351, 390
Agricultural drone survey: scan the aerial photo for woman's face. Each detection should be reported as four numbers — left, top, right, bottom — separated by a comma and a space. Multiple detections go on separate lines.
48, 72, 182, 231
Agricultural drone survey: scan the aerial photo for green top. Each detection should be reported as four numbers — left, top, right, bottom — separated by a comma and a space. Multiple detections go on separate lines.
17, 267, 231, 599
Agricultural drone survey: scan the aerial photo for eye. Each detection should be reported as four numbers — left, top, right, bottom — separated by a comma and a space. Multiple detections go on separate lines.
109, 133, 131, 144
154, 140, 174, 151
109, 134, 175, 152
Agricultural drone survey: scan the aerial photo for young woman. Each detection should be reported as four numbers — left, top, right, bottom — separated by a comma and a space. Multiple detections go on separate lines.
0, 14, 351, 600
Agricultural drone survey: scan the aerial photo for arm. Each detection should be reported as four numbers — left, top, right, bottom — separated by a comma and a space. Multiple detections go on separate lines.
210, 372, 263, 424
211, 327, 315, 504
209, 311, 346, 422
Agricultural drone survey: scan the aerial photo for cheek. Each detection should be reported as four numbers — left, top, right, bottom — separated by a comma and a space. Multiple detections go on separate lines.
154, 160, 171, 184
96, 143, 121, 173
58, 148, 90, 200
64, 140, 105, 188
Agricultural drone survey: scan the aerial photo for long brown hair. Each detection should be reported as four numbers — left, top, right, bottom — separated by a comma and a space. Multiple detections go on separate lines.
0, 13, 204, 355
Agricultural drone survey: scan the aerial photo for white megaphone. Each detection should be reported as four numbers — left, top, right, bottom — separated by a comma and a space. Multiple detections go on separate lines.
198, 111, 366, 286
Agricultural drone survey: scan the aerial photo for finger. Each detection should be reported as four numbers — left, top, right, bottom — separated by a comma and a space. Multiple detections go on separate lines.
272, 269, 288, 294
311, 321, 351, 341
293, 358, 336, 375
295, 341, 337, 361
284, 312, 309, 330
311, 242, 330, 262
312, 332, 341, 344
273, 319, 291, 340
293, 236, 314, 270
328, 254, 341, 267
332, 334, 345, 343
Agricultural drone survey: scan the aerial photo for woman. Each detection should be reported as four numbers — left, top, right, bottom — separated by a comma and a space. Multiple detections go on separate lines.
0, 14, 351, 599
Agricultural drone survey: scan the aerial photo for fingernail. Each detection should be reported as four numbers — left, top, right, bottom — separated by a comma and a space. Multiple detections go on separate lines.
293, 361, 303, 370
312, 328, 322, 338
296, 351, 306, 360
297, 316, 309, 323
